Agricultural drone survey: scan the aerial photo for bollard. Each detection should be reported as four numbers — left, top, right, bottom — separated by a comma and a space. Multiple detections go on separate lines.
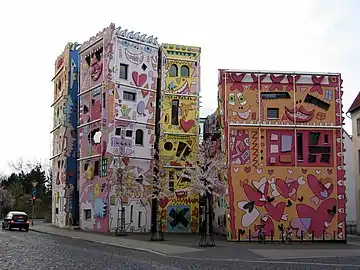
312, 231, 315, 242
301, 231, 303, 243
249, 229, 251, 243
271, 230, 273, 243
238, 229, 240, 242
333, 230, 336, 241
323, 230, 325, 241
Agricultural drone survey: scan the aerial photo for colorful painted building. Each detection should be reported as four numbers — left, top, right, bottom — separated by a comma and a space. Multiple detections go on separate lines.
77, 23, 159, 233
157, 44, 201, 233
218, 70, 346, 241
50, 42, 80, 228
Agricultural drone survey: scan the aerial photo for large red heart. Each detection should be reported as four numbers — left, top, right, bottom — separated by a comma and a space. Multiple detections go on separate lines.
265, 202, 285, 221
132, 71, 147, 87
159, 198, 169, 208
180, 119, 195, 132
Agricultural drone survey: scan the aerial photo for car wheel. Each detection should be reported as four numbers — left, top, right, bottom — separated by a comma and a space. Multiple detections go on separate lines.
8, 225, 11, 230
1, 224, 4, 230
25, 228, 29, 232
19, 228, 22, 231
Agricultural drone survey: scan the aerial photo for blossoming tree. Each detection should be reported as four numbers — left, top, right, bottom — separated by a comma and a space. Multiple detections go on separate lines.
182, 137, 227, 247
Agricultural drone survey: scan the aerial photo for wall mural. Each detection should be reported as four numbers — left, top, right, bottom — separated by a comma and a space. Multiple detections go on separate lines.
158, 44, 201, 233
79, 24, 116, 233
52, 42, 79, 228
158, 196, 199, 233
218, 71, 345, 241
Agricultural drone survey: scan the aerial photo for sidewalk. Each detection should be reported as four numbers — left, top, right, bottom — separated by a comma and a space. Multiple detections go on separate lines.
30, 223, 203, 256
30, 223, 360, 261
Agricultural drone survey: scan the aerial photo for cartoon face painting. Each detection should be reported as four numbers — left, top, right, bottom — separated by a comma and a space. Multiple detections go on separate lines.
228, 92, 251, 120
87, 48, 103, 82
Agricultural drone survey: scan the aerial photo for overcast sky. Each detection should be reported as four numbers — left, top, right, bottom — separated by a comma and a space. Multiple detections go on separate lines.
0, 0, 359, 175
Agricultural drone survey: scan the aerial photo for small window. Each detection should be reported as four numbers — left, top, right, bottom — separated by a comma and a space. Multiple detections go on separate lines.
357, 119, 360, 136
181, 65, 190, 77
138, 212, 142, 228
84, 163, 89, 171
267, 108, 279, 119
308, 154, 316, 163
324, 134, 329, 144
309, 132, 320, 145
261, 92, 291, 100
130, 205, 134, 222
171, 100, 179, 125
135, 129, 144, 145
304, 94, 330, 111
84, 209, 92, 220
320, 154, 330, 163
297, 133, 303, 161
120, 64, 128, 79
123, 91, 136, 101
169, 64, 178, 77
115, 127, 121, 136
358, 150, 360, 174
94, 160, 100, 176
55, 208, 59, 215
103, 92, 106, 109
126, 130, 133, 137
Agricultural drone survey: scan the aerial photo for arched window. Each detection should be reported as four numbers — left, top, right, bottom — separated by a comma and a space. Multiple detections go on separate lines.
181, 65, 190, 77
169, 64, 178, 77
135, 129, 144, 145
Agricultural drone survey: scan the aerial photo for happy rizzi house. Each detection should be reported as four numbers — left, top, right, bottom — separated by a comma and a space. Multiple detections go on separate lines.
51, 23, 201, 233
217, 70, 347, 242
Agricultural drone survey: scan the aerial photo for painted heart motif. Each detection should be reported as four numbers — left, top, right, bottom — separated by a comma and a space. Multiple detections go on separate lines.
311, 196, 320, 206
290, 217, 311, 238
180, 119, 195, 132
297, 176, 306, 186
268, 169, 274, 175
295, 198, 337, 238
327, 169, 332, 174
256, 168, 263, 175
302, 169, 307, 174
275, 178, 299, 200
252, 177, 267, 194
281, 214, 288, 221
265, 202, 286, 221
238, 201, 260, 227
307, 174, 333, 200
288, 169, 293, 175
132, 71, 147, 87
338, 232, 343, 239
233, 167, 239, 173
159, 197, 169, 208
315, 169, 321, 175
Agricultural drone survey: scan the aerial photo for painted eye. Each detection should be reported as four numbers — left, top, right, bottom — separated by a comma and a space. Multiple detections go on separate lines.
237, 93, 247, 106
143, 46, 153, 53
122, 40, 130, 47
228, 94, 235, 105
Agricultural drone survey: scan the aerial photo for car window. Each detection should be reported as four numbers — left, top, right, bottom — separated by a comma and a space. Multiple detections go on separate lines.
5, 213, 12, 219
13, 214, 27, 220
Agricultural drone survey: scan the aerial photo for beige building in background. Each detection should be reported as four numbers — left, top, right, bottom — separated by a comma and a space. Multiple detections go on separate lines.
348, 92, 360, 234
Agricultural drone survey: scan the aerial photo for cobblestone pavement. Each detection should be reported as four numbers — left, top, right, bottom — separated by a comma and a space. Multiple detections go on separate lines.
2, 229, 360, 269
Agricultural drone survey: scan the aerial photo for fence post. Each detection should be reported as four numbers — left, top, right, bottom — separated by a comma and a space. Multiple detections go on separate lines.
301, 231, 303, 243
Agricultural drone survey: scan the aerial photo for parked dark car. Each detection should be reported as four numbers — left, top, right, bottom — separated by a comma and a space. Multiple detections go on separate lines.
2, 211, 29, 231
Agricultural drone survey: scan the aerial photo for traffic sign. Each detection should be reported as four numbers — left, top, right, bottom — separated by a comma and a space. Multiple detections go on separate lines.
32, 182, 38, 188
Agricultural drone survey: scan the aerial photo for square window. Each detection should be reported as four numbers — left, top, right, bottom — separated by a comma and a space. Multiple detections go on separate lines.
309, 132, 320, 145
115, 127, 121, 136
126, 130, 133, 137
94, 160, 100, 176
84, 209, 92, 220
123, 91, 136, 101
324, 134, 329, 144
308, 154, 316, 163
120, 64, 128, 79
325, 89, 333, 101
320, 153, 330, 163
267, 108, 279, 119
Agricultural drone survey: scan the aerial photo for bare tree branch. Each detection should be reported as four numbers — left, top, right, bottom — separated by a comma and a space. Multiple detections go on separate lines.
0, 186, 15, 209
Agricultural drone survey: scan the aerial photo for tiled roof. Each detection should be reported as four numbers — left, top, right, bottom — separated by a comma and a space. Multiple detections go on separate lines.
348, 91, 360, 113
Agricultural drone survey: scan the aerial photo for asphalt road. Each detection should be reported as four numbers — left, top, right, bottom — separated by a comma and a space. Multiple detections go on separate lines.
1, 229, 360, 269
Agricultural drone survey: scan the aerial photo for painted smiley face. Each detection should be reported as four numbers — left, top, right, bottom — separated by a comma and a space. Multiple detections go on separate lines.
284, 105, 315, 122
229, 92, 251, 120
90, 51, 103, 82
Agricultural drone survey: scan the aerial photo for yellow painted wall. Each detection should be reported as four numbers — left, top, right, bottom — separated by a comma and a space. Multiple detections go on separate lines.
159, 44, 201, 233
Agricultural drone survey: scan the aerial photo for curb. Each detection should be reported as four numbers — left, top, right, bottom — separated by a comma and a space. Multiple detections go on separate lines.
30, 227, 168, 257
